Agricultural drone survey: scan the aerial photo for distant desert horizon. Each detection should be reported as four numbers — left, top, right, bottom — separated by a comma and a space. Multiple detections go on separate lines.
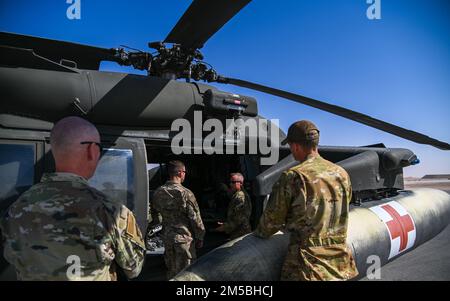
404, 173, 450, 179
403, 175, 450, 191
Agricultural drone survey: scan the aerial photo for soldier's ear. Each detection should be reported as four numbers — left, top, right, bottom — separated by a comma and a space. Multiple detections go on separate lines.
290, 142, 298, 153
86, 143, 97, 161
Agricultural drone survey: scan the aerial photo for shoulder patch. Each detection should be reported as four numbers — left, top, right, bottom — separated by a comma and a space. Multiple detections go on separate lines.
124, 211, 145, 249
126, 211, 137, 237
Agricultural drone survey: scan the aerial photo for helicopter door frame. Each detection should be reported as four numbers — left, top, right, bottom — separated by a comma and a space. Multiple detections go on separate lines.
91, 135, 149, 233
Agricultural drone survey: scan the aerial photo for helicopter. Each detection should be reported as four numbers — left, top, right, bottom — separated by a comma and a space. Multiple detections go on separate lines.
1, 0, 449, 281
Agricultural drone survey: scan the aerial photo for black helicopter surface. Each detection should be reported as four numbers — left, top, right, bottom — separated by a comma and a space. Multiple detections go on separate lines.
1, 0, 449, 281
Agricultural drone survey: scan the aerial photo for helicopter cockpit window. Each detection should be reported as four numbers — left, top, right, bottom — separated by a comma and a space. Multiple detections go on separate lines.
89, 149, 135, 210
0, 143, 35, 212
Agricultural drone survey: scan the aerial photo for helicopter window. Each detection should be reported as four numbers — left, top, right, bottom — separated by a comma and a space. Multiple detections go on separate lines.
0, 143, 35, 211
89, 148, 135, 210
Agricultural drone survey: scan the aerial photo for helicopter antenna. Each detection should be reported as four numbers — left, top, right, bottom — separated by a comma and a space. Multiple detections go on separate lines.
119, 45, 144, 53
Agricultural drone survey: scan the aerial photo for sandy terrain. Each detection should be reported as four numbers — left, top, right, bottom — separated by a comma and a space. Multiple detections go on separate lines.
404, 180, 450, 192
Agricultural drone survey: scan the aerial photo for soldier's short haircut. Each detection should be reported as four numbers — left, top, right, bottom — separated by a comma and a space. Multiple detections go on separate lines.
50, 116, 99, 156
167, 160, 185, 177
230, 172, 244, 183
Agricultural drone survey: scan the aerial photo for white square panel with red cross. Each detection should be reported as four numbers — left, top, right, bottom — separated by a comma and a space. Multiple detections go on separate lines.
369, 201, 417, 259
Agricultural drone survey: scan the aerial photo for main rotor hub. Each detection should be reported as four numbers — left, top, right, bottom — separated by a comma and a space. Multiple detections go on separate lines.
148, 42, 218, 82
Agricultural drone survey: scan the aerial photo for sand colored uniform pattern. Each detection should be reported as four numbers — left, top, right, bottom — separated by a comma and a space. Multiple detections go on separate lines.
255, 154, 358, 280
1, 172, 145, 281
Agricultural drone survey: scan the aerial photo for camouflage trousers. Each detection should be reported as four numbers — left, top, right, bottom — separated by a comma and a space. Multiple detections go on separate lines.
163, 238, 197, 279
281, 240, 359, 281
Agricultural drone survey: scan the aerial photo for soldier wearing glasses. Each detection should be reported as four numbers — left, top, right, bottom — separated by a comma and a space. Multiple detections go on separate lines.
0, 116, 145, 280
151, 160, 205, 279
215, 173, 252, 240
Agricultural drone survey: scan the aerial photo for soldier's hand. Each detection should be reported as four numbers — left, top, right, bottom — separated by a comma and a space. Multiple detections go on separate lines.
215, 222, 225, 232
195, 240, 203, 249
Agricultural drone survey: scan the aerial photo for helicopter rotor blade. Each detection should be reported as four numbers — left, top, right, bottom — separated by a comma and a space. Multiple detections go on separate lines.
0, 31, 116, 70
164, 0, 251, 49
219, 77, 450, 150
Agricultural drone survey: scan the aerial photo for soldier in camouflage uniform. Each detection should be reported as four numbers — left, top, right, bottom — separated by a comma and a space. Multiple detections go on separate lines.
151, 160, 205, 279
0, 116, 145, 280
254, 120, 358, 281
215, 173, 252, 240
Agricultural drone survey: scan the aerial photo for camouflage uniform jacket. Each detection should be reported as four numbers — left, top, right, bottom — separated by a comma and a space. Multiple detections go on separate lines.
255, 154, 358, 280
152, 181, 205, 244
222, 189, 252, 239
0, 172, 145, 281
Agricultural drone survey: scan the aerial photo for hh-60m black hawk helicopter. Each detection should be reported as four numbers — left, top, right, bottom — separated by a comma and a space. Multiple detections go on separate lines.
1, 0, 449, 281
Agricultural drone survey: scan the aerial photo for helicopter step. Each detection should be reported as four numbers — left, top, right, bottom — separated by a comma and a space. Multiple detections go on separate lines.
172, 188, 450, 281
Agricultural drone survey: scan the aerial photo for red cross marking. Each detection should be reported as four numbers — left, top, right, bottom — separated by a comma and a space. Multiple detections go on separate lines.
381, 204, 415, 251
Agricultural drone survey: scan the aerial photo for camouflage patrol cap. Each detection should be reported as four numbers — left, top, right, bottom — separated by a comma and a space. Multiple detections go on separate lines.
281, 120, 320, 145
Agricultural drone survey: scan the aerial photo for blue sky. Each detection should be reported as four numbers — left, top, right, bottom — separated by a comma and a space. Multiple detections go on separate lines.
1, 0, 449, 177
